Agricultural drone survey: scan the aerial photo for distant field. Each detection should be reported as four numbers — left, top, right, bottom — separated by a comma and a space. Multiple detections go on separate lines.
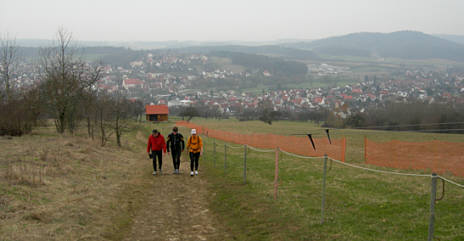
208, 56, 246, 73
317, 55, 464, 68
298, 55, 464, 79
177, 118, 464, 240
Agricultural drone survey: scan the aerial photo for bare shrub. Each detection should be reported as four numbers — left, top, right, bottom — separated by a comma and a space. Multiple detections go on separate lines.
6, 159, 46, 186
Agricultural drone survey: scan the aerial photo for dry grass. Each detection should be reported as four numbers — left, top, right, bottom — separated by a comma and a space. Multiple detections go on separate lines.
5, 159, 47, 186
0, 124, 154, 241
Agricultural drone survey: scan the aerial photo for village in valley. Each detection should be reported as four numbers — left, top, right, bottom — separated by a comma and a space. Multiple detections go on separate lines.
7, 51, 464, 120
3, 1, 464, 239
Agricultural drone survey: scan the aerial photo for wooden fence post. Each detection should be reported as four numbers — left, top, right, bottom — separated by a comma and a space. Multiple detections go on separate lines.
244, 145, 247, 184
274, 147, 280, 200
364, 136, 367, 163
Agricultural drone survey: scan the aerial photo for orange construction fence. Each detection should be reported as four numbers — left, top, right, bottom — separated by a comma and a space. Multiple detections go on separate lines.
177, 121, 346, 162
365, 138, 464, 177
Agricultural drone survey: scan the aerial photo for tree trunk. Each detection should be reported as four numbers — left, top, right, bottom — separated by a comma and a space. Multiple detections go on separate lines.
56, 112, 66, 134
87, 116, 94, 139
115, 114, 121, 147
100, 109, 106, 146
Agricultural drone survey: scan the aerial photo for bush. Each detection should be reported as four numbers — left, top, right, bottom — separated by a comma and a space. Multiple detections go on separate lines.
0, 85, 42, 136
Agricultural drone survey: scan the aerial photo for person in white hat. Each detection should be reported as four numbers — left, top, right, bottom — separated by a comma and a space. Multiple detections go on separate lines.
186, 129, 203, 176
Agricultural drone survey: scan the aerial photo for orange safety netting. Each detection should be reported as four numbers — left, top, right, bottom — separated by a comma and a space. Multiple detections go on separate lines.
177, 121, 346, 162
365, 137, 464, 177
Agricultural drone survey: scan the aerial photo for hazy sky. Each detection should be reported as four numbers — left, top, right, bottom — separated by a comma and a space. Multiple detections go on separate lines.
1, 0, 463, 42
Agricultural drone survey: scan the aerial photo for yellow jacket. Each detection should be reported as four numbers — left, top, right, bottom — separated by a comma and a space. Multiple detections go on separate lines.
187, 135, 203, 153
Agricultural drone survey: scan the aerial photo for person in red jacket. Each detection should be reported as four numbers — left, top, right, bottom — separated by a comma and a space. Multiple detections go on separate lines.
147, 129, 166, 175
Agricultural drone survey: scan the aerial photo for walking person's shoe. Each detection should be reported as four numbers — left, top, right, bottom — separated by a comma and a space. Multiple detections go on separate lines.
152, 171, 157, 176
173, 170, 177, 174
195, 170, 198, 175
190, 171, 194, 176
176, 169, 179, 174
159, 169, 162, 175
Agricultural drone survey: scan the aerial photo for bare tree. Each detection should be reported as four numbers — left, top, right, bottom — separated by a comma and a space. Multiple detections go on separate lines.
40, 29, 101, 134
95, 91, 113, 146
82, 90, 97, 139
111, 90, 131, 147
180, 106, 199, 121
82, 61, 105, 139
0, 34, 17, 102
0, 34, 43, 136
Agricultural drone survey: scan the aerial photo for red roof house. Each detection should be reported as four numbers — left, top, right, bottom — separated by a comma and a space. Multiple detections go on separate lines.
145, 105, 169, 122
123, 78, 144, 89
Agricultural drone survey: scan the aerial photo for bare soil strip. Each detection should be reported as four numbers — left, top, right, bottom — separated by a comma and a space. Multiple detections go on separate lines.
124, 152, 227, 241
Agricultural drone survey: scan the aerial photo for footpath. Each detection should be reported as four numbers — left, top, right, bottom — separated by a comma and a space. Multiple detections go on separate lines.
123, 150, 227, 241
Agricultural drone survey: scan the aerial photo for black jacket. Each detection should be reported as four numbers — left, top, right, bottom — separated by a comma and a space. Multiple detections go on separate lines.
166, 132, 185, 152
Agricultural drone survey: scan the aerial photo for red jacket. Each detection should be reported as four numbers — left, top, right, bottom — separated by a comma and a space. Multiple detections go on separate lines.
147, 134, 166, 153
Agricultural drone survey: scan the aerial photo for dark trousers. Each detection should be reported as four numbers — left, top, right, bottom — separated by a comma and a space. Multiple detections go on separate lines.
171, 150, 181, 169
189, 152, 200, 171
152, 150, 162, 171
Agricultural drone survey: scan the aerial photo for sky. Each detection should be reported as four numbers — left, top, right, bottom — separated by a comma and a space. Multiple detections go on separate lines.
1, 0, 463, 42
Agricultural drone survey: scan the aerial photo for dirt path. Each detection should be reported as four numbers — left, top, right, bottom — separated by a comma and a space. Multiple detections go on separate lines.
123, 151, 226, 241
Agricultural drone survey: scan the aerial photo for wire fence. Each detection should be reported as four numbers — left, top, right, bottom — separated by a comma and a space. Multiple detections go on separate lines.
177, 121, 346, 162
365, 137, 464, 177
198, 132, 464, 241
177, 121, 464, 178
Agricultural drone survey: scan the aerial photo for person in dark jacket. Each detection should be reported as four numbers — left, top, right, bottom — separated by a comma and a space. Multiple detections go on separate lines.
166, 126, 185, 174
147, 129, 166, 175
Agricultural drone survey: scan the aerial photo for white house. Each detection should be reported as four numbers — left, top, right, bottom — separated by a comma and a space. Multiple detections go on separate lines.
122, 79, 144, 89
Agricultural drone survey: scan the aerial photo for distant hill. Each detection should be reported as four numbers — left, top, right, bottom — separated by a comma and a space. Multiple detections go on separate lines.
14, 45, 309, 78
177, 45, 319, 60
15, 38, 320, 60
15, 46, 145, 67
435, 34, 464, 46
15, 39, 306, 50
210, 51, 308, 78
16, 31, 464, 64
284, 31, 464, 61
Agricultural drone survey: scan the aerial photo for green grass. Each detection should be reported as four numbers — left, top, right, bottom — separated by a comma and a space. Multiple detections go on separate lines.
199, 135, 464, 241
175, 118, 464, 240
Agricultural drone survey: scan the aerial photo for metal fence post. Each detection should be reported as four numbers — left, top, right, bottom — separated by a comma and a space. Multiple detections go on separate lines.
224, 144, 227, 170
244, 144, 247, 184
428, 173, 438, 241
203, 138, 208, 161
321, 154, 328, 224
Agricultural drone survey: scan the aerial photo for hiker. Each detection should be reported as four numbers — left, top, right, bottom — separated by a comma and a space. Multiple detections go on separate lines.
187, 129, 203, 176
147, 129, 166, 175
166, 126, 185, 174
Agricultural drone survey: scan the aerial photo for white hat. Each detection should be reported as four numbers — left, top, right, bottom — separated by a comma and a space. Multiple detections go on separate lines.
191, 129, 197, 134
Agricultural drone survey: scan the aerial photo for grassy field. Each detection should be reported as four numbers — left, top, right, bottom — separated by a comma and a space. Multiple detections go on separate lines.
178, 118, 464, 240
189, 118, 464, 163
0, 121, 173, 240
1, 119, 463, 240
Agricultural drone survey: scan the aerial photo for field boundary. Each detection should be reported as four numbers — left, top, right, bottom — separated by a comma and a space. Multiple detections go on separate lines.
207, 138, 464, 241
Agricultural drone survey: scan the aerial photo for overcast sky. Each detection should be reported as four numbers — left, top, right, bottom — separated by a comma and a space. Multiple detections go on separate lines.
1, 0, 463, 42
